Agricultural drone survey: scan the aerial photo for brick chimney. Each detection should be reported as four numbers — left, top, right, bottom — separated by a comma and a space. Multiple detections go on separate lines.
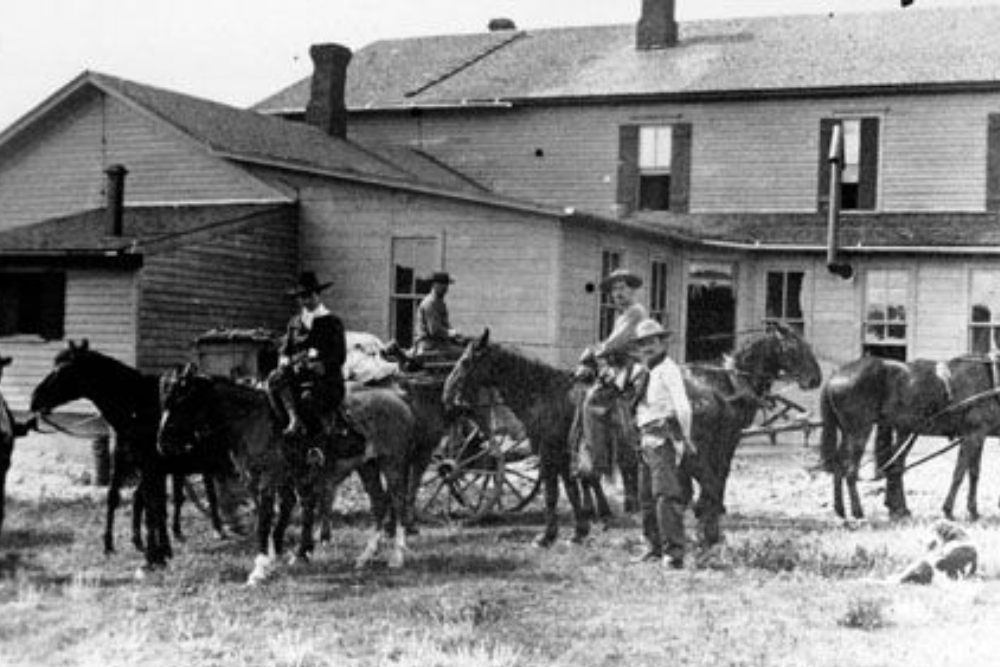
104, 164, 127, 236
305, 43, 353, 139
637, 0, 678, 50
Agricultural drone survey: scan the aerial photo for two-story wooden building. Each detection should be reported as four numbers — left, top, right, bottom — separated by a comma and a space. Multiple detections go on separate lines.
256, 1, 1000, 370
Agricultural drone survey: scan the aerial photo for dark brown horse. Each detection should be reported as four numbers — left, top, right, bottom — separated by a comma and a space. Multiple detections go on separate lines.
820, 354, 1000, 521
158, 365, 420, 584
443, 325, 822, 547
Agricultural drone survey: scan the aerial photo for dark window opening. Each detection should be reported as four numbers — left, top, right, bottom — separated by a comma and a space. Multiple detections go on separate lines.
639, 174, 672, 211
0, 272, 66, 340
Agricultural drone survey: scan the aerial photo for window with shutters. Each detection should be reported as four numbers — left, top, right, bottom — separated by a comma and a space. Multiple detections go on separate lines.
618, 123, 691, 215
598, 249, 623, 339
0, 271, 66, 340
818, 117, 879, 212
639, 127, 672, 210
390, 237, 437, 348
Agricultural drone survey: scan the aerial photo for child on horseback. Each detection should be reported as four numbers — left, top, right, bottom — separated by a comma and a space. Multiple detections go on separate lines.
266, 272, 347, 439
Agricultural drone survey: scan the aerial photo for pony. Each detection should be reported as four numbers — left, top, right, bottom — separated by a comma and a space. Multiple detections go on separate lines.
444, 325, 822, 547
157, 365, 420, 584
29, 341, 231, 572
820, 354, 1000, 521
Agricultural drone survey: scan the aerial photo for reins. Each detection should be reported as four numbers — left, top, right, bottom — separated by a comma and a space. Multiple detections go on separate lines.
36, 412, 109, 440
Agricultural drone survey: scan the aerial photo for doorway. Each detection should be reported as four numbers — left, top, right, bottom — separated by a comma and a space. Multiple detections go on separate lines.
685, 261, 736, 362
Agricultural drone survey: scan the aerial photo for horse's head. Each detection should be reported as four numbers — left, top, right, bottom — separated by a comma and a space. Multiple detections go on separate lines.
443, 329, 496, 411
30, 339, 96, 414
756, 322, 823, 391
157, 363, 215, 458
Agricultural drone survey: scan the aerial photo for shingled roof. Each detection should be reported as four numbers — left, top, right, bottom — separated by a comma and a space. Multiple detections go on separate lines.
255, 5, 1000, 113
633, 211, 1000, 250
0, 203, 293, 258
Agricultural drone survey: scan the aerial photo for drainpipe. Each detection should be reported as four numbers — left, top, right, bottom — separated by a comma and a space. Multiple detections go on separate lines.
105, 164, 128, 236
825, 125, 853, 279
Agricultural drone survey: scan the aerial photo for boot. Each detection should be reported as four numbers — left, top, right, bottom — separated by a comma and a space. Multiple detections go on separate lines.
277, 387, 306, 438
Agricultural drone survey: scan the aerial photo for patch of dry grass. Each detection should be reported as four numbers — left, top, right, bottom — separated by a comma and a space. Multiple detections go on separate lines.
3, 432, 1000, 666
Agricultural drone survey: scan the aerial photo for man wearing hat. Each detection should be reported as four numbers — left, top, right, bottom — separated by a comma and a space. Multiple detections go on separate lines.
594, 268, 648, 363
266, 272, 347, 439
415, 271, 466, 357
2, 354, 36, 536
629, 318, 694, 569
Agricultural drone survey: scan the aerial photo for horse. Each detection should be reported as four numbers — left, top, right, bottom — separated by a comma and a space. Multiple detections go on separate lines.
157, 365, 420, 584
444, 325, 822, 547
0, 354, 31, 538
820, 354, 1000, 521
29, 341, 231, 571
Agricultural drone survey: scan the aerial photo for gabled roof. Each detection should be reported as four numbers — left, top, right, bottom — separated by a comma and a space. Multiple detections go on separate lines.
255, 5, 1000, 113
0, 203, 290, 256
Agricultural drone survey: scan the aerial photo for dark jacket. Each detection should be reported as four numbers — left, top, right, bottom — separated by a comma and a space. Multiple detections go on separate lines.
280, 308, 347, 374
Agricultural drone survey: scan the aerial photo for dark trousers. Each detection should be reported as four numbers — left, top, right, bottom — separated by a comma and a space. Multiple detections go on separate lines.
639, 436, 686, 560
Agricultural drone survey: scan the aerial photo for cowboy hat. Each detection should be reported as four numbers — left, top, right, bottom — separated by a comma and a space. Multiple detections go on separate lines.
429, 271, 454, 285
631, 318, 672, 345
287, 271, 332, 297
600, 268, 642, 291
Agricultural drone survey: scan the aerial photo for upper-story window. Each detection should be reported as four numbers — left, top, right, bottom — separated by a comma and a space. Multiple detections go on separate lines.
639, 127, 672, 211
818, 117, 880, 212
617, 123, 692, 215
0, 271, 66, 341
764, 270, 805, 335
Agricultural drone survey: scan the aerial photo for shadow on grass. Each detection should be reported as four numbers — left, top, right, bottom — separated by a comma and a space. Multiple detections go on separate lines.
0, 526, 76, 551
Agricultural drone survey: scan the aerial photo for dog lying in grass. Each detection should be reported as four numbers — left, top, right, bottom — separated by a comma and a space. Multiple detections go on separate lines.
896, 520, 978, 584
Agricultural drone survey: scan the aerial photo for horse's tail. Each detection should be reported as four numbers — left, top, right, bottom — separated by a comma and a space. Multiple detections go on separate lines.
819, 384, 841, 473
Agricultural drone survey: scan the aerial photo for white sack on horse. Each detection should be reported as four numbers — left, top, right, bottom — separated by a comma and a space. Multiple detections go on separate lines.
343, 332, 398, 384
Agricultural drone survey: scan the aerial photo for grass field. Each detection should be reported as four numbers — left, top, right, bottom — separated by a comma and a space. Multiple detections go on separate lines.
2, 429, 1000, 667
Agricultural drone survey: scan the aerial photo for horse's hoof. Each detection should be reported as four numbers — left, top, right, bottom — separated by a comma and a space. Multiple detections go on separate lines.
212, 530, 227, 541
247, 555, 273, 586
888, 508, 912, 521
134, 563, 167, 583
942, 508, 955, 521
172, 532, 187, 544
405, 524, 420, 537
968, 511, 980, 522
533, 534, 556, 549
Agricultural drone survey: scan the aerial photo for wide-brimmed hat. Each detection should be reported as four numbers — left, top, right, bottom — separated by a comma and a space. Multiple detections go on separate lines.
287, 271, 332, 297
631, 318, 672, 345
600, 268, 642, 291
429, 271, 454, 285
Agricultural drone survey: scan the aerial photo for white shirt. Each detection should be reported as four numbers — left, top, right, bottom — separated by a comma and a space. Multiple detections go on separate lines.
635, 355, 693, 443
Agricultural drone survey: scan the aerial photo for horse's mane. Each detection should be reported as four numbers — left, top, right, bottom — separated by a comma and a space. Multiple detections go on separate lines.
204, 375, 269, 410
482, 343, 575, 416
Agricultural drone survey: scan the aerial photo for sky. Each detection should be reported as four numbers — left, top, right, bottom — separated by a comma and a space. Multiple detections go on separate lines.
1, 0, 999, 130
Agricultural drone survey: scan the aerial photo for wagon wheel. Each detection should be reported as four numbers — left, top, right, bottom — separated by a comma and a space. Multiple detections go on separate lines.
416, 416, 504, 524
492, 435, 541, 513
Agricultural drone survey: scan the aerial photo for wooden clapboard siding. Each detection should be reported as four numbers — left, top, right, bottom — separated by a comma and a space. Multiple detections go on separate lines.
0, 269, 138, 412
137, 207, 297, 375
913, 262, 967, 359
278, 175, 561, 360
351, 91, 1000, 216
554, 222, 685, 367
0, 92, 283, 231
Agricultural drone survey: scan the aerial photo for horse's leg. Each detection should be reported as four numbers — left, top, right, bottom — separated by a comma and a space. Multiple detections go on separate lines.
877, 427, 911, 519
579, 479, 595, 520
135, 466, 170, 573
534, 451, 561, 548
832, 465, 846, 520
273, 482, 296, 559
295, 479, 318, 563
560, 459, 590, 545
130, 482, 143, 552
617, 440, 640, 514
403, 441, 435, 536
943, 438, 969, 521
203, 474, 226, 539
846, 437, 865, 521
384, 464, 409, 569
958, 434, 985, 521
171, 473, 186, 543
248, 480, 275, 586
591, 478, 613, 522
355, 461, 388, 568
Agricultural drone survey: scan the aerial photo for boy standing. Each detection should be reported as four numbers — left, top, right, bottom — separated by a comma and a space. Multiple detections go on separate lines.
630, 318, 693, 569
